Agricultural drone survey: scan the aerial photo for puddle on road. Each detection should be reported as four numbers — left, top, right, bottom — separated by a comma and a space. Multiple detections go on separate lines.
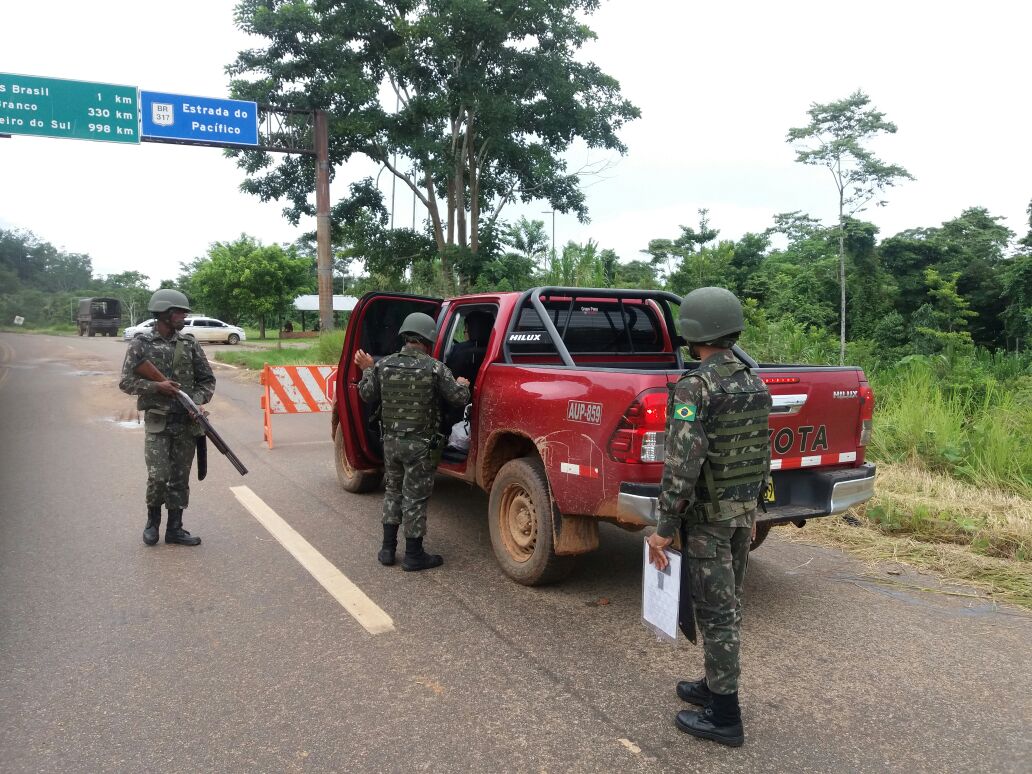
68, 370, 114, 377
110, 408, 142, 429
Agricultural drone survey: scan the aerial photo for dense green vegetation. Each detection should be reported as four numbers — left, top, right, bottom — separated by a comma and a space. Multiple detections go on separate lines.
0, 229, 321, 336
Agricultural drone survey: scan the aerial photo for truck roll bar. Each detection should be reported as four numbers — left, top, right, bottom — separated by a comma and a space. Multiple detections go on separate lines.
505, 286, 685, 369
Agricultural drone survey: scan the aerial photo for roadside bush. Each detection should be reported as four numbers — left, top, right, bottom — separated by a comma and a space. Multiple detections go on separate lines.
869, 356, 1032, 499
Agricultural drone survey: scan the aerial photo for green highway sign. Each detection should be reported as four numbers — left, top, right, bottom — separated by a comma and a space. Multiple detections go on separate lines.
0, 73, 139, 144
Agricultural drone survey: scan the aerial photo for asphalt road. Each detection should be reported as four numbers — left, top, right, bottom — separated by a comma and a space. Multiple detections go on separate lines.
1, 332, 1030, 773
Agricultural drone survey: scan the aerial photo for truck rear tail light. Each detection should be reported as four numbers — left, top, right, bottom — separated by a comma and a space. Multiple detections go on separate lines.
858, 381, 875, 447
609, 388, 667, 464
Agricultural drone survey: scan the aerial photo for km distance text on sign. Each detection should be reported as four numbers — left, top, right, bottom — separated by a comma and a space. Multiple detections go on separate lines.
0, 73, 139, 144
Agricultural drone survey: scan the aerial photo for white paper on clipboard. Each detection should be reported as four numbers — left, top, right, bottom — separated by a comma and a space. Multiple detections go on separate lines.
642, 539, 681, 643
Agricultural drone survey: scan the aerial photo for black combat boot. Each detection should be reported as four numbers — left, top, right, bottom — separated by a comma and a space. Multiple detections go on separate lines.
378, 523, 400, 566
402, 537, 443, 572
676, 677, 714, 707
165, 509, 202, 546
143, 506, 162, 546
675, 691, 744, 747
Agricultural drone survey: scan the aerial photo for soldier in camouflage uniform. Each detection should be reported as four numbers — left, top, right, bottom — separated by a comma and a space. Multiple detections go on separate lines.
119, 289, 215, 547
647, 287, 772, 748
353, 312, 470, 571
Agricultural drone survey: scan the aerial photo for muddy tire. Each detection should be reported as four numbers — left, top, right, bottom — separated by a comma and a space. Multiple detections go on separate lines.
334, 429, 382, 493
227, 334, 240, 345
488, 456, 575, 586
87, 326, 95, 337
750, 522, 772, 551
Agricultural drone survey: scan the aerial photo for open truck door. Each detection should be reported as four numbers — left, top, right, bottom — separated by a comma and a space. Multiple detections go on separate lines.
332, 291, 442, 492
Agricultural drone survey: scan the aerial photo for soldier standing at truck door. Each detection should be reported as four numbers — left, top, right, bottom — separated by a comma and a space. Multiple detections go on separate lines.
646, 287, 772, 748
119, 289, 215, 547
353, 312, 470, 571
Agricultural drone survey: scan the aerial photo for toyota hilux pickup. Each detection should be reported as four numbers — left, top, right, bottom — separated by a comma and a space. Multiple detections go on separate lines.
332, 287, 876, 585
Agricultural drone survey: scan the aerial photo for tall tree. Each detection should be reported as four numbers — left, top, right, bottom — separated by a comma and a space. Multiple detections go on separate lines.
229, 0, 639, 274
787, 91, 913, 362
103, 271, 150, 290
188, 236, 314, 338
1001, 254, 1032, 350
500, 217, 550, 268
936, 208, 1012, 348
643, 208, 718, 284
667, 241, 735, 296
910, 268, 977, 357
1020, 198, 1032, 250
612, 259, 658, 289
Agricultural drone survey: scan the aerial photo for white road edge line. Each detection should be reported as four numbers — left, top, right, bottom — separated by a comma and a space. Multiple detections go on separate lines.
230, 485, 395, 635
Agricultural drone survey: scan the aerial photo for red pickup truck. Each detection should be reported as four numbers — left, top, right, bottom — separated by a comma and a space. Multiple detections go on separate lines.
332, 287, 876, 585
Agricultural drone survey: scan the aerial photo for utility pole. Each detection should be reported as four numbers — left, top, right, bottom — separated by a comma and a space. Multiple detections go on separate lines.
541, 209, 555, 261
314, 110, 333, 333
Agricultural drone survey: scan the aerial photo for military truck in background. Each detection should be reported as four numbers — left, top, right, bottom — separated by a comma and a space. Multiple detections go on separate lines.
75, 297, 122, 337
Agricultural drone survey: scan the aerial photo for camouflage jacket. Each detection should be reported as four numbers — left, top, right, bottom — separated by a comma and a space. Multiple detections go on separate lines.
119, 330, 216, 412
358, 344, 469, 439
656, 350, 771, 538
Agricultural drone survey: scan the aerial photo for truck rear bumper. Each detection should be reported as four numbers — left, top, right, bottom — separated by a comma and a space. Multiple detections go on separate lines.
617, 463, 877, 527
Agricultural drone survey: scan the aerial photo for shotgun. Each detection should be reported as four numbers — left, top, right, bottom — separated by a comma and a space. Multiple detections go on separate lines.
133, 359, 248, 476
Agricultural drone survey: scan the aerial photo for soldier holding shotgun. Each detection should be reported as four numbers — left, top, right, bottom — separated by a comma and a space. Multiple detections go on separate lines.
119, 289, 216, 547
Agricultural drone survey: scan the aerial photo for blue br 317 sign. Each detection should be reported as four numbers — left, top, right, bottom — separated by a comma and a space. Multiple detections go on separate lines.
140, 91, 258, 146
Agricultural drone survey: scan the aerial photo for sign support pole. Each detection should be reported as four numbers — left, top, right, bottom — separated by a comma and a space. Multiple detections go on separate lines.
314, 110, 333, 333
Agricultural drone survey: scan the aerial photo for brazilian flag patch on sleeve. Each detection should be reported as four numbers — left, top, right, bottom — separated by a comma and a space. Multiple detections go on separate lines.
673, 403, 697, 421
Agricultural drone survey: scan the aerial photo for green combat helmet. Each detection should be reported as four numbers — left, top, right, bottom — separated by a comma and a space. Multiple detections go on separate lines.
147, 288, 192, 314
399, 312, 437, 344
679, 286, 744, 344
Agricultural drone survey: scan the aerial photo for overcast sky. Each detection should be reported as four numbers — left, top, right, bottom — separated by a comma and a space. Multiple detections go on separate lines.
2, 1, 1029, 287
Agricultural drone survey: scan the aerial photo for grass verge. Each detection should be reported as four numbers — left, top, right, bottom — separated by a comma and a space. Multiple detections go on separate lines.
214, 330, 345, 370
782, 461, 1032, 610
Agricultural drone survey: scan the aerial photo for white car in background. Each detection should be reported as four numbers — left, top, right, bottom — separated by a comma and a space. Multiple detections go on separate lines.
123, 317, 246, 344
123, 319, 156, 341
182, 317, 246, 344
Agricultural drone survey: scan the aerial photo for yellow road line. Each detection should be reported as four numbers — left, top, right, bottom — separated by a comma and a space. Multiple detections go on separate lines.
230, 485, 395, 635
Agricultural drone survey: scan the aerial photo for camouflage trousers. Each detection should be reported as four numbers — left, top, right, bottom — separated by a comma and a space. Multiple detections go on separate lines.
684, 514, 754, 695
144, 415, 197, 511
381, 435, 436, 539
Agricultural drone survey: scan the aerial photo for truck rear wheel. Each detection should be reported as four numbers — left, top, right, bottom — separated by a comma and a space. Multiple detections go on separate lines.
334, 430, 382, 493
87, 326, 95, 337
488, 456, 574, 586
750, 522, 772, 551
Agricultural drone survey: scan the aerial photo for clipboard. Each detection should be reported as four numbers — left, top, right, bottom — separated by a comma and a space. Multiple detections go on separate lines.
641, 539, 682, 643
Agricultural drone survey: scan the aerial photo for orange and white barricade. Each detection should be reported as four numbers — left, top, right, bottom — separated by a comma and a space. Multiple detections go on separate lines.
260, 363, 338, 448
